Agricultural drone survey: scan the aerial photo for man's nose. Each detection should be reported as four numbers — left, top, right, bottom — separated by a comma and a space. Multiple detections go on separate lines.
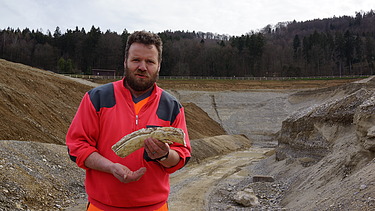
138, 61, 147, 71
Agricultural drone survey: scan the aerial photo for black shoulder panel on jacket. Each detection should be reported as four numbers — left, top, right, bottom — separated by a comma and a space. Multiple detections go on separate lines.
88, 83, 116, 112
157, 91, 182, 124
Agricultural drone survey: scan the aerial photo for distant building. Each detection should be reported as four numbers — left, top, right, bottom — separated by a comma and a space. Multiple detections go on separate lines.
92, 69, 116, 76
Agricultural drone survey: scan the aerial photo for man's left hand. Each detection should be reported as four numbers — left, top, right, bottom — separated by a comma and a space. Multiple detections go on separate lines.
144, 137, 170, 160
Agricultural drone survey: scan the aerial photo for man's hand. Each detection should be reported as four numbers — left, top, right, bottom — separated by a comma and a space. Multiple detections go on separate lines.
144, 137, 181, 168
144, 137, 170, 160
84, 152, 146, 183
111, 163, 146, 183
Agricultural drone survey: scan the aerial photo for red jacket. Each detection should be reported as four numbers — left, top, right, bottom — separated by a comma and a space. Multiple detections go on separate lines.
66, 79, 191, 210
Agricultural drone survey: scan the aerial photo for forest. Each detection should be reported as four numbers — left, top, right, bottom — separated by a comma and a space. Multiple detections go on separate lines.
1, 10, 375, 77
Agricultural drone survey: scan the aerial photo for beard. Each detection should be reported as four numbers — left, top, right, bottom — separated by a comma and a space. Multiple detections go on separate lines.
124, 68, 159, 92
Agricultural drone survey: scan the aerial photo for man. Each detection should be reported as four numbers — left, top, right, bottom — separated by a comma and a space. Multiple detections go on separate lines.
66, 31, 191, 211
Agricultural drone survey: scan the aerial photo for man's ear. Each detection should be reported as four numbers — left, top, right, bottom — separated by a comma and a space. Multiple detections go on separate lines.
123, 59, 128, 76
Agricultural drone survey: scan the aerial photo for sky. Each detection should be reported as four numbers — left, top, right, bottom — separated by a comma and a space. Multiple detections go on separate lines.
1, 0, 374, 36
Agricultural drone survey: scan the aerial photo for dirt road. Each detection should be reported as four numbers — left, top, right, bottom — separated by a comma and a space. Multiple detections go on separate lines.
64, 146, 272, 211
168, 147, 273, 211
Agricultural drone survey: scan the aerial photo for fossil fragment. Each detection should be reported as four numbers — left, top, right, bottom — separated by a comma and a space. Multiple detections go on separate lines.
112, 127, 186, 157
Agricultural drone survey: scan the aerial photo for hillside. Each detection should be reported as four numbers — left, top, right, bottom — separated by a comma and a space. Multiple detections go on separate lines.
0, 59, 92, 144
273, 78, 375, 210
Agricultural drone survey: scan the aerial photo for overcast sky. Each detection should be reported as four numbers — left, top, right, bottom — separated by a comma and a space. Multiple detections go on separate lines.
1, 0, 374, 36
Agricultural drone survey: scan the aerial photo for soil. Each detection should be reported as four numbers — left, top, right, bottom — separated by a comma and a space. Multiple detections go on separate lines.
0, 59, 92, 145
0, 58, 373, 210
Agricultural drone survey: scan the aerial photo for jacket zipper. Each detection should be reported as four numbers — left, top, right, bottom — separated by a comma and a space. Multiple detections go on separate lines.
135, 96, 153, 128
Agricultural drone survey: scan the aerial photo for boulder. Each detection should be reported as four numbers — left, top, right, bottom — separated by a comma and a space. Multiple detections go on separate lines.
233, 188, 260, 207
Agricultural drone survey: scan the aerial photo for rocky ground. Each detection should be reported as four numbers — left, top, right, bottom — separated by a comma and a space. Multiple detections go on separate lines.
1, 58, 374, 210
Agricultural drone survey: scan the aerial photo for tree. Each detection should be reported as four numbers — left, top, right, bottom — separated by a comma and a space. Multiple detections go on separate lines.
81, 25, 101, 74
1, 10, 375, 77
334, 31, 345, 76
33, 43, 57, 70
57, 57, 73, 73
95, 31, 123, 72
343, 30, 355, 74
293, 34, 300, 57
53, 26, 62, 38
365, 36, 375, 74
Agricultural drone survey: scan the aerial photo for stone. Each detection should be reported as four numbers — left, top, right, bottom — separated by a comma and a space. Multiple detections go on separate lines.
253, 175, 275, 183
233, 188, 260, 207
367, 126, 375, 138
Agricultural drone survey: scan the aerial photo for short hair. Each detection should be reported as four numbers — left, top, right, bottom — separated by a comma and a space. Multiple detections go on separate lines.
125, 31, 163, 63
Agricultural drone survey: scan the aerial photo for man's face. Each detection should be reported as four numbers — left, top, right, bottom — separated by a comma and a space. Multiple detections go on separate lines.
124, 42, 160, 92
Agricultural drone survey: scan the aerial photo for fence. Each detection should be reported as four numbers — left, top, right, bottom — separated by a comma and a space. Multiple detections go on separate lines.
64, 74, 371, 81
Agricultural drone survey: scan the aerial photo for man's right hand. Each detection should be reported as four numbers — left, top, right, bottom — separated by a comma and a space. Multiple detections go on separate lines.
111, 163, 147, 183
84, 152, 146, 183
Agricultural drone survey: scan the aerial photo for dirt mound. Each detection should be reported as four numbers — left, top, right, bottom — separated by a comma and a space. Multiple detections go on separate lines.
0, 59, 93, 144
183, 102, 226, 140
189, 134, 253, 163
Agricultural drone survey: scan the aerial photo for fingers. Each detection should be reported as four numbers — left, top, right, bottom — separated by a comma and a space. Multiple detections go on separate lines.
124, 167, 146, 183
112, 164, 146, 183
144, 138, 170, 159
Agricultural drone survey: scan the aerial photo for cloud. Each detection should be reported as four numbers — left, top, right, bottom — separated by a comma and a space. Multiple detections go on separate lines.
1, 0, 374, 36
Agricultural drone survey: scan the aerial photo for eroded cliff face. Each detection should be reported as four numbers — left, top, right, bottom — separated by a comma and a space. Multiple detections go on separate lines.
355, 94, 375, 152
273, 79, 375, 210
276, 85, 375, 165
